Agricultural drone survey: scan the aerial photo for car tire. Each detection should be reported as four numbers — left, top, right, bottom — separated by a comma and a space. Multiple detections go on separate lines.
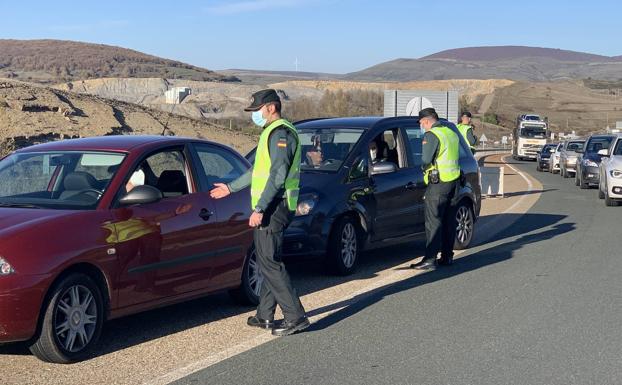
579, 173, 589, 189
454, 201, 475, 250
575, 171, 580, 186
231, 247, 261, 306
536, 163, 542, 172
29, 273, 104, 364
327, 216, 359, 276
563, 168, 570, 178
598, 183, 605, 199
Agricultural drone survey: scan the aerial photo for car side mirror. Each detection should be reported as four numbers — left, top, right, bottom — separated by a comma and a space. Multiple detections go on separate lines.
371, 161, 397, 175
598, 149, 609, 157
119, 185, 163, 206
575, 148, 584, 154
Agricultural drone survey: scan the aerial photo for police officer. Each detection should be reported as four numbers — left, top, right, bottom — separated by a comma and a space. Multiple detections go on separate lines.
456, 111, 477, 154
411, 108, 461, 271
210, 89, 309, 336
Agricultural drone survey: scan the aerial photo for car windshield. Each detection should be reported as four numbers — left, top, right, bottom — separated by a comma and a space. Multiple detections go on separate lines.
299, 128, 364, 172
520, 125, 547, 138
566, 141, 584, 151
0, 151, 126, 210
586, 136, 613, 153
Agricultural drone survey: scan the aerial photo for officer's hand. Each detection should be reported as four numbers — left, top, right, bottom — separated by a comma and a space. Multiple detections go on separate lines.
249, 211, 263, 227
210, 183, 230, 199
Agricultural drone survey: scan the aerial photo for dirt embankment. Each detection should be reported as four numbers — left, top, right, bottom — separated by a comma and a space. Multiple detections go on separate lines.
0, 79, 256, 157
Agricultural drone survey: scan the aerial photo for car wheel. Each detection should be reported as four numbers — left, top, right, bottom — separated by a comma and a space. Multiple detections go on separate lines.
327, 216, 359, 275
598, 182, 605, 199
231, 247, 261, 306
579, 173, 589, 189
29, 273, 104, 364
575, 170, 580, 186
454, 201, 475, 250
536, 163, 542, 172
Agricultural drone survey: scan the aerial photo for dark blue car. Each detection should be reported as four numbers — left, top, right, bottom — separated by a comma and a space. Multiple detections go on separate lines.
248, 116, 481, 275
576, 134, 616, 188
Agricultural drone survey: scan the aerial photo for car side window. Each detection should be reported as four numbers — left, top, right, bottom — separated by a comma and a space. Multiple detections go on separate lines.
404, 127, 424, 167
369, 128, 405, 170
194, 144, 247, 188
349, 155, 368, 180
137, 149, 190, 198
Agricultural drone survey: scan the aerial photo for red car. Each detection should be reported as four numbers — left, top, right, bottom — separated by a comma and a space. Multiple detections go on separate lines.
0, 135, 261, 363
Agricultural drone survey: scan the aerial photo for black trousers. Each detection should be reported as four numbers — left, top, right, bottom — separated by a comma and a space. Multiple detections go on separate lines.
424, 180, 458, 261
255, 199, 306, 322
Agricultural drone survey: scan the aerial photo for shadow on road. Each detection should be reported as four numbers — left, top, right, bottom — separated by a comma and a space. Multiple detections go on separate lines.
307, 215, 575, 332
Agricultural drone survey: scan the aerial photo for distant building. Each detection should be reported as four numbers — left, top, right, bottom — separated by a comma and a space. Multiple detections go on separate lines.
165, 87, 191, 104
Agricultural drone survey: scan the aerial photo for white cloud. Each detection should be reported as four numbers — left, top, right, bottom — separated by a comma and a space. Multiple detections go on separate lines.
204, 0, 306, 15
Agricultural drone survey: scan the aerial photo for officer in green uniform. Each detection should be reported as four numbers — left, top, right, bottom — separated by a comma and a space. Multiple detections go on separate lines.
210, 89, 309, 336
411, 108, 461, 271
456, 111, 477, 154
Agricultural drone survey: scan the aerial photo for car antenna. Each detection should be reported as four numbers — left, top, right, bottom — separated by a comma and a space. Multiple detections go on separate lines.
161, 104, 176, 136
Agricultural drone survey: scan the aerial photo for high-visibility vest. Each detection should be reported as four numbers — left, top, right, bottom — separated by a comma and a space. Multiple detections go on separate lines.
251, 118, 301, 211
424, 125, 461, 184
456, 123, 475, 149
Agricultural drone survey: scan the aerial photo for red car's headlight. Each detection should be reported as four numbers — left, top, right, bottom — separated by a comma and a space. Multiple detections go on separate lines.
0, 257, 15, 276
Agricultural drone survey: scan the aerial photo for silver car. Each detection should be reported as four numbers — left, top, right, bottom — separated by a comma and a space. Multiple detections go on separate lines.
560, 139, 585, 178
548, 142, 563, 174
598, 133, 622, 206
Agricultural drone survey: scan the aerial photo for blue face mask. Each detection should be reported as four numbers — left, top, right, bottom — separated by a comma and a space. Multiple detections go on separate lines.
252, 110, 267, 127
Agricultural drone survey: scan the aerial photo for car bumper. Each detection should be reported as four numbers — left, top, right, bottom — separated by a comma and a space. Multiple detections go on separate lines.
283, 213, 333, 258
607, 182, 622, 198
538, 158, 551, 168
0, 274, 50, 343
582, 166, 600, 184
564, 161, 577, 172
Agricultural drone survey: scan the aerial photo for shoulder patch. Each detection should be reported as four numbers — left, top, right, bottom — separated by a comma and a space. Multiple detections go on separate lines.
277, 138, 287, 148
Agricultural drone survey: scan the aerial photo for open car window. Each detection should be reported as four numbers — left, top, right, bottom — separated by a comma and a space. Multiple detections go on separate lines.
299, 128, 364, 172
0, 151, 125, 210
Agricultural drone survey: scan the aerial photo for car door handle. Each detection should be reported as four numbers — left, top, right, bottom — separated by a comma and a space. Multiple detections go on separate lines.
199, 208, 214, 221
405, 182, 416, 190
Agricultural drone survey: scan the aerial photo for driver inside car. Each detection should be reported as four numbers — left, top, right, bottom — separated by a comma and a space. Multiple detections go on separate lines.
305, 134, 323, 167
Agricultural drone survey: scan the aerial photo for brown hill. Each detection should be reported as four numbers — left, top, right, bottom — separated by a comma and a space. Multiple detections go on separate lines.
422, 46, 619, 62
346, 46, 622, 82
0, 39, 239, 84
0, 79, 255, 157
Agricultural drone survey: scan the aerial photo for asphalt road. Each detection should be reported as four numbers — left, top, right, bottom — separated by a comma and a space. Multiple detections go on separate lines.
173, 160, 622, 385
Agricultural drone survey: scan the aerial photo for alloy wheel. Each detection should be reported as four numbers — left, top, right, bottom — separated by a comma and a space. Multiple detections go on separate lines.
54, 285, 98, 353
340, 222, 357, 268
456, 205, 474, 245
247, 250, 264, 298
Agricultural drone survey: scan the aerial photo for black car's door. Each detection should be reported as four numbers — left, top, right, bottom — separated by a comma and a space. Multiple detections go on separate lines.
368, 127, 423, 240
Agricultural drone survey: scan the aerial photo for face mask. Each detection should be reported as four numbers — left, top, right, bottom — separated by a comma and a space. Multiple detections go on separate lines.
370, 149, 377, 160
130, 169, 145, 186
252, 110, 267, 127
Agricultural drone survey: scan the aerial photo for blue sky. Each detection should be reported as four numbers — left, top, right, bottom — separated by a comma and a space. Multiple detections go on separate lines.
1, 0, 621, 74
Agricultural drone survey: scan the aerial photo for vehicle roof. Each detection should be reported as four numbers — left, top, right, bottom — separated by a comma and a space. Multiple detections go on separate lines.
14, 135, 201, 153
296, 116, 422, 129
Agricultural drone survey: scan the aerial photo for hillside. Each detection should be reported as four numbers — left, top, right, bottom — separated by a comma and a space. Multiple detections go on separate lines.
421, 46, 620, 62
0, 79, 255, 157
0, 39, 239, 84
346, 46, 622, 82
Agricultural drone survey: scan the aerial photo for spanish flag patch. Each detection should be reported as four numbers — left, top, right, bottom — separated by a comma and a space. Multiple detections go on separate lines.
277, 138, 287, 148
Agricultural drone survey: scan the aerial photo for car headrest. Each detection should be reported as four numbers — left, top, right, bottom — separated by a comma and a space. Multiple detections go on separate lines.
64, 172, 98, 191
156, 170, 188, 195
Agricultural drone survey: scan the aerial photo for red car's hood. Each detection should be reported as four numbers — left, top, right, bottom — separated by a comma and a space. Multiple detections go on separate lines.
0, 207, 76, 235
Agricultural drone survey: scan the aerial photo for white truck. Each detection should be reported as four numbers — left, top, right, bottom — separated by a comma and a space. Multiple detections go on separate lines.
512, 114, 548, 160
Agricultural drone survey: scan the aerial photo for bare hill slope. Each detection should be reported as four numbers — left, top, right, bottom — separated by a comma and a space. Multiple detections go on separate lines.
0, 79, 255, 157
0, 39, 239, 84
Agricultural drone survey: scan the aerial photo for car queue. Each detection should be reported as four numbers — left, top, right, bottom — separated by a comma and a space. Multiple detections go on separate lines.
535, 132, 622, 206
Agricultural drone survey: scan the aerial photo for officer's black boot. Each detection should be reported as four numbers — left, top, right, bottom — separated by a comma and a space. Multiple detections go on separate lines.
410, 258, 438, 271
